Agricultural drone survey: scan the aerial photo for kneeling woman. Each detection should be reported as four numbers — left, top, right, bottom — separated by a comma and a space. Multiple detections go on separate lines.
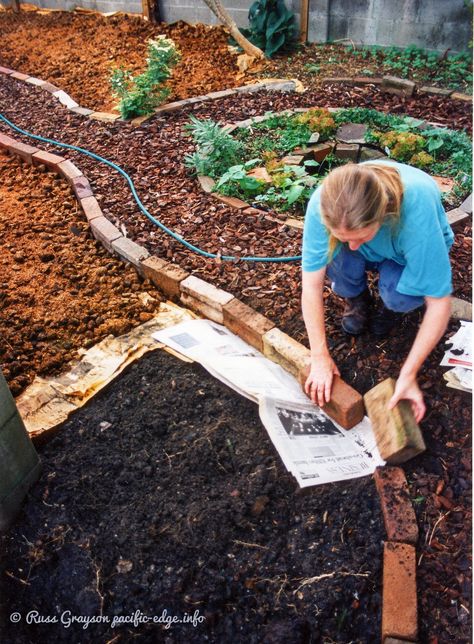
301, 160, 453, 422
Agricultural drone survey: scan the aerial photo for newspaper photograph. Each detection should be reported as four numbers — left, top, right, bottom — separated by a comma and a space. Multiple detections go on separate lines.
153, 319, 384, 487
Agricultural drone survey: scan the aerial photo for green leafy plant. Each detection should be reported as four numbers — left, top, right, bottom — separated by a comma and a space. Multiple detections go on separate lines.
184, 116, 245, 178
241, 0, 297, 58
111, 36, 180, 119
296, 108, 337, 139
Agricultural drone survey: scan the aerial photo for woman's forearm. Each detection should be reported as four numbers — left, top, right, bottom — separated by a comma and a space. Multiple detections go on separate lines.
301, 271, 329, 360
400, 296, 452, 378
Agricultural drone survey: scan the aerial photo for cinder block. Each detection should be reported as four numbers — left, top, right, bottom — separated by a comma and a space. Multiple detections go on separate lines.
90, 216, 122, 252
381, 76, 415, 97
71, 176, 93, 200
298, 365, 364, 429
80, 196, 103, 222
364, 378, 426, 464
57, 160, 83, 184
10, 71, 30, 81
32, 150, 65, 171
213, 194, 250, 209
111, 237, 149, 268
373, 466, 418, 543
7, 141, 38, 164
223, 298, 275, 352
262, 328, 310, 379
140, 256, 189, 299
382, 542, 418, 641
180, 275, 234, 309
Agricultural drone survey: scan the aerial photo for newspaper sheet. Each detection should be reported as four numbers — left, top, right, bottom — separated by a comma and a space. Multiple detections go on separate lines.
153, 319, 384, 486
441, 321, 472, 392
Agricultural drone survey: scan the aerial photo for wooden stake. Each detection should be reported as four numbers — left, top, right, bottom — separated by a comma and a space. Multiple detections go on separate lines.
300, 0, 309, 43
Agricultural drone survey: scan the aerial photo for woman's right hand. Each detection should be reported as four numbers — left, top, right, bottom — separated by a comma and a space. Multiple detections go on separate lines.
304, 354, 340, 406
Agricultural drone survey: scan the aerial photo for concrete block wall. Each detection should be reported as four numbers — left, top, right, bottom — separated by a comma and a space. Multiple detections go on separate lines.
0, 0, 471, 53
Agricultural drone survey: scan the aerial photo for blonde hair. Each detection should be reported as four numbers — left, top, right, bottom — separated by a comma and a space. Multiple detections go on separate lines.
320, 163, 403, 258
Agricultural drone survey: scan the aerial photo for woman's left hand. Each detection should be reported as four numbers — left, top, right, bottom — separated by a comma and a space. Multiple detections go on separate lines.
388, 374, 426, 423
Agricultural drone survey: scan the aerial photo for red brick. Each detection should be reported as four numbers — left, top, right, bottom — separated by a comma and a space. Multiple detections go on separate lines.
32, 150, 65, 171
311, 142, 334, 163
382, 542, 418, 641
111, 237, 149, 268
6, 141, 38, 164
140, 256, 189, 299
213, 194, 249, 209
298, 365, 364, 429
10, 71, 30, 81
223, 298, 275, 352
57, 160, 83, 184
41, 82, 60, 93
71, 176, 93, 200
0, 133, 18, 151
90, 217, 122, 252
0, 66, 14, 74
80, 196, 103, 222
373, 466, 418, 544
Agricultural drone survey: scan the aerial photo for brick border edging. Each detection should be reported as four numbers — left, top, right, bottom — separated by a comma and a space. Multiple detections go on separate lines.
0, 65, 298, 125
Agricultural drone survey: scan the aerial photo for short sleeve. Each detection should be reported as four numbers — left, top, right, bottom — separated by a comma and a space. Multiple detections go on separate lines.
396, 181, 453, 298
302, 188, 332, 272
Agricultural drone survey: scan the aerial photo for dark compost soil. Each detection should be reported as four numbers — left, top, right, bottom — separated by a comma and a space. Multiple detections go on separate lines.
1, 350, 384, 643
0, 56, 471, 643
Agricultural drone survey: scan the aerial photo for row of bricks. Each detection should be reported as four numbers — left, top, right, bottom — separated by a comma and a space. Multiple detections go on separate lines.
323, 73, 472, 101
2, 129, 422, 643
0, 64, 296, 125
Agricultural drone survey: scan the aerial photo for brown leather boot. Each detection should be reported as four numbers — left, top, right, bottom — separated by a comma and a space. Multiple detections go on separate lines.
341, 289, 372, 335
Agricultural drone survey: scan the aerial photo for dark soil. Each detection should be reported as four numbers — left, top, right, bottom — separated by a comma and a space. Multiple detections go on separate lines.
0, 350, 384, 643
0, 35, 471, 643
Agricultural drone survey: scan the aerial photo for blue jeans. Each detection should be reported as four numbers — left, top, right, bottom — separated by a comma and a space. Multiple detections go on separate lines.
327, 246, 424, 313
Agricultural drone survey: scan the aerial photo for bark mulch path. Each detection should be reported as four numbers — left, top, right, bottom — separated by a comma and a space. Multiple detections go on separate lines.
0, 65, 471, 642
0, 151, 164, 396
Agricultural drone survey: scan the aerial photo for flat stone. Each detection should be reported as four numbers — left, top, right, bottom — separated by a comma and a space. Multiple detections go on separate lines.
419, 85, 452, 97
262, 328, 310, 378
381, 76, 415, 97
382, 542, 418, 641
111, 237, 149, 268
451, 297, 472, 321
197, 175, 215, 193
373, 466, 419, 543
308, 132, 320, 144
336, 123, 368, 144
359, 146, 388, 161
223, 298, 275, 352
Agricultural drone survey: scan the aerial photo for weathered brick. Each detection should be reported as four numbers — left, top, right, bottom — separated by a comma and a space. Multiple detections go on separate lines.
70, 106, 94, 116
0, 133, 18, 151
24, 77, 46, 87
298, 365, 364, 429
197, 175, 215, 193
57, 160, 83, 184
131, 114, 152, 127
213, 194, 249, 209
242, 207, 270, 218
447, 207, 470, 226
223, 298, 275, 352
10, 71, 30, 81
80, 196, 103, 222
281, 155, 304, 165
381, 76, 415, 97
262, 328, 310, 378
89, 112, 120, 122
284, 217, 304, 230
353, 75, 383, 85
111, 237, 149, 268
322, 76, 353, 84
71, 176, 93, 200
373, 466, 419, 544
180, 293, 226, 323
451, 92, 472, 102
41, 82, 60, 93
336, 123, 368, 144
0, 66, 14, 74
7, 141, 38, 164
335, 143, 359, 161
460, 193, 472, 215
359, 147, 387, 161
90, 217, 122, 252
451, 297, 472, 321
180, 275, 234, 310
382, 542, 418, 641
140, 256, 189, 299
419, 85, 452, 97
311, 142, 334, 163
32, 150, 65, 171
206, 89, 236, 99
53, 90, 79, 109
154, 101, 187, 115
364, 378, 426, 464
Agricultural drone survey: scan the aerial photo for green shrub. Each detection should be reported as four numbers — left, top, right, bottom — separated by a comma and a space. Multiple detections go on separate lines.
296, 108, 336, 139
111, 36, 180, 119
184, 116, 245, 178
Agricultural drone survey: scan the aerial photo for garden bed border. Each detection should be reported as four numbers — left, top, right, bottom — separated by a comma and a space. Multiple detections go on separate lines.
0, 71, 472, 640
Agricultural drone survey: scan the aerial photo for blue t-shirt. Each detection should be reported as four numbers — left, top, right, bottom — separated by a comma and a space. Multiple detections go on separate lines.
302, 161, 454, 298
